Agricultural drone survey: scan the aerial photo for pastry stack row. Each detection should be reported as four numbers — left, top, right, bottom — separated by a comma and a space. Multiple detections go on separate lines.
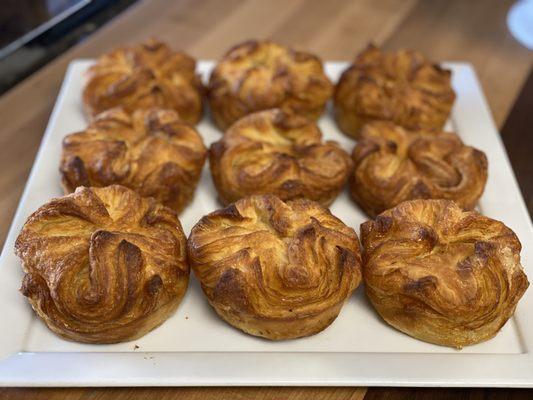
15, 39, 528, 349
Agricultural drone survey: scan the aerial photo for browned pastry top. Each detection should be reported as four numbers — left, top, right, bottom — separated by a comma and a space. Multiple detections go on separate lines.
188, 194, 362, 322
208, 40, 333, 130
83, 38, 203, 124
334, 44, 455, 138
14, 185, 189, 343
350, 122, 487, 217
361, 199, 529, 348
209, 109, 352, 206
60, 107, 207, 213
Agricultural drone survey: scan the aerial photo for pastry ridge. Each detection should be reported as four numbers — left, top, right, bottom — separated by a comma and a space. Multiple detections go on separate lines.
14, 185, 189, 344
361, 199, 529, 348
208, 40, 333, 130
188, 194, 362, 340
209, 108, 352, 206
349, 121, 487, 217
60, 107, 207, 213
83, 38, 203, 124
334, 44, 455, 139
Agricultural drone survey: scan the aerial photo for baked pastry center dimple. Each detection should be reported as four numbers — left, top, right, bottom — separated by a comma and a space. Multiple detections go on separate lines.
361, 199, 529, 348
210, 109, 352, 206
208, 40, 333, 130
188, 195, 362, 340
349, 121, 487, 217
370, 133, 462, 186
334, 44, 456, 139
14, 185, 189, 344
83, 38, 203, 124
60, 107, 207, 213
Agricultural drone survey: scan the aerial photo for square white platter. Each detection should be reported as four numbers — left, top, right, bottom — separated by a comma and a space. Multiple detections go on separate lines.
0, 60, 532, 387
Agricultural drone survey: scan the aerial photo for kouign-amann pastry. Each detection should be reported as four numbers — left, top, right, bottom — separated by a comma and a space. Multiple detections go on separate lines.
210, 109, 352, 206
361, 199, 529, 348
83, 38, 203, 124
334, 44, 455, 139
14, 185, 189, 343
350, 121, 487, 217
60, 107, 207, 213
208, 40, 333, 130
188, 195, 362, 340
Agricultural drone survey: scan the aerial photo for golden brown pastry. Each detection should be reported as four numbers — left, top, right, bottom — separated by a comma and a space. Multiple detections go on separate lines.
334, 44, 455, 139
207, 40, 333, 130
83, 38, 203, 124
349, 121, 487, 217
188, 194, 362, 340
210, 108, 352, 206
361, 199, 529, 348
14, 185, 189, 344
60, 107, 207, 213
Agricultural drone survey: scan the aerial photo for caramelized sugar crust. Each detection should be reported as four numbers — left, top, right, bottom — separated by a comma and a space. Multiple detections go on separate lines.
15, 186, 189, 343
188, 195, 362, 340
361, 199, 529, 348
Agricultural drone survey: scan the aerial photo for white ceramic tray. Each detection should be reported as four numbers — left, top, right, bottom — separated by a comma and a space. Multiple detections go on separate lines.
0, 60, 532, 387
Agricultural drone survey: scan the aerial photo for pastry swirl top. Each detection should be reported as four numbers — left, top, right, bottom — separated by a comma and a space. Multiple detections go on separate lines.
60, 107, 207, 213
14, 185, 189, 343
83, 38, 203, 124
361, 199, 529, 348
334, 44, 455, 138
350, 121, 487, 217
208, 40, 333, 130
210, 109, 352, 206
188, 195, 362, 330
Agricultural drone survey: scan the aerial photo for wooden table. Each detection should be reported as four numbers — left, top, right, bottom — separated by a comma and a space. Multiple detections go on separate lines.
0, 0, 531, 398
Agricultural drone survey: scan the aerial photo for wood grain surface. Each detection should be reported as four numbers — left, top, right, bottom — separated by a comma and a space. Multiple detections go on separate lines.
501, 67, 533, 215
0, 0, 531, 398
